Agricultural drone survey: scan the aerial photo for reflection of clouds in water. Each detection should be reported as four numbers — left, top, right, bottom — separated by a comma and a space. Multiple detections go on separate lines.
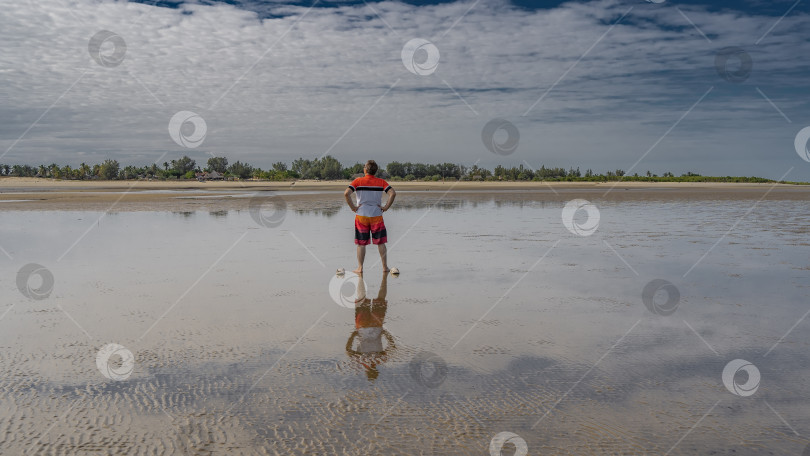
4, 338, 808, 454
2, 196, 810, 454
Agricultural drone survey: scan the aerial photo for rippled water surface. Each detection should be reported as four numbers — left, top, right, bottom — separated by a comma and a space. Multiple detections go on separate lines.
1, 191, 809, 455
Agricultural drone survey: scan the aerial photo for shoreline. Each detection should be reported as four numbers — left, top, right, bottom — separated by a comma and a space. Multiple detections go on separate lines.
1, 177, 809, 211
0, 176, 805, 191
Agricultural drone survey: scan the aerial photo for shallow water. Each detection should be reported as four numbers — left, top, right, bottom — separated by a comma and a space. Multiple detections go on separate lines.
1, 192, 809, 455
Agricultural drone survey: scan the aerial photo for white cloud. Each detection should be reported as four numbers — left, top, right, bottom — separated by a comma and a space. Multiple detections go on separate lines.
1, 0, 809, 179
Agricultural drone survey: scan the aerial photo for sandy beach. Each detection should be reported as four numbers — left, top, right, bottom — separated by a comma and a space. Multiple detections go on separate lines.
1, 177, 809, 212
1, 176, 803, 191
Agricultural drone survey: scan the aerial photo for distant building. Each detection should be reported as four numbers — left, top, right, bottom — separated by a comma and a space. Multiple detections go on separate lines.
196, 171, 224, 181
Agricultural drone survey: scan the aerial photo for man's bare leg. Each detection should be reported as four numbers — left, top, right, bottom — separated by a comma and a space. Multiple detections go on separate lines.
378, 243, 389, 272
354, 245, 366, 274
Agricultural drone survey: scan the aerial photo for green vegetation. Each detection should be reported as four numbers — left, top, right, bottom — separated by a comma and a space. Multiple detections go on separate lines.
0, 156, 804, 184
0, 156, 298, 181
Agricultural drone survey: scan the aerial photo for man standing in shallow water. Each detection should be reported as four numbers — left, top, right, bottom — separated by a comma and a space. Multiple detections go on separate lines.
344, 160, 396, 274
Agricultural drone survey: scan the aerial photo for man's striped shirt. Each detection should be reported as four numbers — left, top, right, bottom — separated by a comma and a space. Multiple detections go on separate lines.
348, 175, 392, 217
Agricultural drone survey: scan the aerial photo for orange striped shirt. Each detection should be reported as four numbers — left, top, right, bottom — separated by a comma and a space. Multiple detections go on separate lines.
348, 174, 392, 217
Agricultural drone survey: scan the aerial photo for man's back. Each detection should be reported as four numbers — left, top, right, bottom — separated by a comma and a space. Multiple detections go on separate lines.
349, 175, 392, 217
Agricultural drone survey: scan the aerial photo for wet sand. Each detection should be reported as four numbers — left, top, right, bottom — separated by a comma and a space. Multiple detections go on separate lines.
1, 186, 809, 455
1, 177, 808, 212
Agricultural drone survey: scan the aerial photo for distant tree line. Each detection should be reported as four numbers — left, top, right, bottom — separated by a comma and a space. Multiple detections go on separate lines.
0, 156, 800, 184
0, 156, 299, 181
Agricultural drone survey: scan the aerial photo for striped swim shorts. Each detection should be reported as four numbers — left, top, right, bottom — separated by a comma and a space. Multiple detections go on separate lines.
354, 215, 387, 245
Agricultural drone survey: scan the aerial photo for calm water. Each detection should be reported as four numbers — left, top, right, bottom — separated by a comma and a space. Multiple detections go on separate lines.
1, 191, 809, 455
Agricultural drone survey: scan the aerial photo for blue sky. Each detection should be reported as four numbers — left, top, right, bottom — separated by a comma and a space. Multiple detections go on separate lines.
2, 0, 810, 180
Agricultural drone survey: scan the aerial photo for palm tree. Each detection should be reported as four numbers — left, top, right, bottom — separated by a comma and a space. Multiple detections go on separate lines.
80, 163, 91, 179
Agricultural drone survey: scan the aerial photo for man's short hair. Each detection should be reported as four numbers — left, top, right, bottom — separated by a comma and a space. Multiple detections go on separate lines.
365, 160, 378, 175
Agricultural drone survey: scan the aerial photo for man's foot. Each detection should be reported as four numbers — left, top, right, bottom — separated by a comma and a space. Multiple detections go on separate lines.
352, 267, 363, 274
382, 266, 390, 273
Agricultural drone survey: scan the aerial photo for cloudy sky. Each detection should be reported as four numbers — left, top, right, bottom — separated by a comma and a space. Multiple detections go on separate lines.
2, 0, 810, 179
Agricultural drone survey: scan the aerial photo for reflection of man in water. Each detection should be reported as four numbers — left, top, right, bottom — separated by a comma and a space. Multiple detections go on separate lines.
346, 273, 395, 380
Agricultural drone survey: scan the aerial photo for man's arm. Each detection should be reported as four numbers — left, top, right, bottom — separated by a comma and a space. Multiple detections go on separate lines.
381, 188, 396, 212
344, 187, 358, 212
